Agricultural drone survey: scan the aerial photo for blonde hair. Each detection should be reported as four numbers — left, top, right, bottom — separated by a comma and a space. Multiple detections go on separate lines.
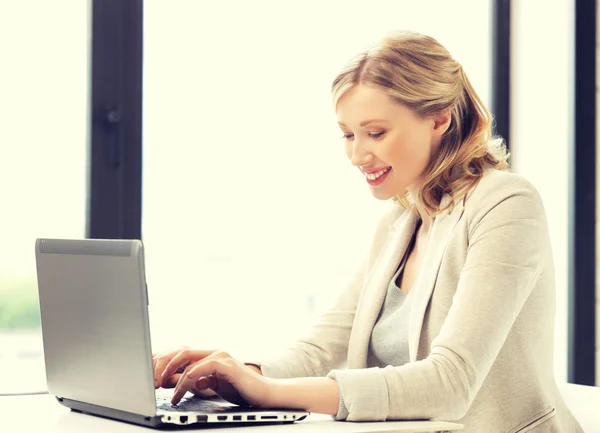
332, 30, 509, 216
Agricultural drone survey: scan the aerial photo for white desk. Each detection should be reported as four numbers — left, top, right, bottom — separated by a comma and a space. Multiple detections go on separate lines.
2, 395, 463, 432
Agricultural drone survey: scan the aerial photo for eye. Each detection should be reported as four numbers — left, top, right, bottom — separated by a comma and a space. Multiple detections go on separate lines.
341, 132, 385, 140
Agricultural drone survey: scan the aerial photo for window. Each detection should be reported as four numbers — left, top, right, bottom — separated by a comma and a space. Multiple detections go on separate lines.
143, 0, 492, 359
509, 0, 575, 384
0, 1, 88, 393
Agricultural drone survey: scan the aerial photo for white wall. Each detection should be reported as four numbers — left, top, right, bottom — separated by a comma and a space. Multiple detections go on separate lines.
510, 0, 573, 385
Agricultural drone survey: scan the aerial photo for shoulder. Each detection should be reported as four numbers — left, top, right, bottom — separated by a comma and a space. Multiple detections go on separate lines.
467, 168, 540, 202
462, 168, 547, 229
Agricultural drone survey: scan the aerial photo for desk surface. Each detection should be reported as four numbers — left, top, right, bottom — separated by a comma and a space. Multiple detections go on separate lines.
2, 394, 463, 432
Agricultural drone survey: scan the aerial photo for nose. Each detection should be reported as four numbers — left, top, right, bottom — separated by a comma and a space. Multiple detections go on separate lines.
348, 138, 373, 167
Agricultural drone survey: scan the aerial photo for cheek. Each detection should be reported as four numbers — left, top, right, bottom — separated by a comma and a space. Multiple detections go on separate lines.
385, 132, 430, 173
382, 134, 414, 166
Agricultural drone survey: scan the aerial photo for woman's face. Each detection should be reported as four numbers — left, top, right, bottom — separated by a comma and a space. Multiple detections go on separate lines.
336, 84, 446, 200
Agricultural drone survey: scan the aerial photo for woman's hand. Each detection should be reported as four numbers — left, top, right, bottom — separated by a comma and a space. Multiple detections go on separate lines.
153, 346, 216, 398
153, 347, 339, 415
154, 347, 272, 407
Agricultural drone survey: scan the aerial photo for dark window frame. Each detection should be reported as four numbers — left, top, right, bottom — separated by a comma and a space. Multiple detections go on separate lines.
567, 0, 596, 386
88, 0, 143, 240
491, 0, 511, 151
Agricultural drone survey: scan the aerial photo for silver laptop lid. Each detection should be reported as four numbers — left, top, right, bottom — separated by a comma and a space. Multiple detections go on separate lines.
35, 238, 156, 417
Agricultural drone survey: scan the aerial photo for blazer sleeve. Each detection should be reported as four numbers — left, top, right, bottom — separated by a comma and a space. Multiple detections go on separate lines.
327, 181, 549, 421
245, 205, 404, 379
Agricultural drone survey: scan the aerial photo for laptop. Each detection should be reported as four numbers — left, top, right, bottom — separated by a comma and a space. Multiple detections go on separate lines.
34, 238, 309, 427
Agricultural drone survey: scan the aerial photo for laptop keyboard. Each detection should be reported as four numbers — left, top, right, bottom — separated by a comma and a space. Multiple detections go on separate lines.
156, 394, 240, 413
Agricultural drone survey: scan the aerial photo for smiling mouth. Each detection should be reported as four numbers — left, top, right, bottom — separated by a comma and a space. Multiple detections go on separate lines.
365, 167, 391, 180
365, 167, 392, 186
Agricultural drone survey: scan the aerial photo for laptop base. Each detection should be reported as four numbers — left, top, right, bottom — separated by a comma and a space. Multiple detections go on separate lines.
58, 396, 163, 428
58, 396, 305, 429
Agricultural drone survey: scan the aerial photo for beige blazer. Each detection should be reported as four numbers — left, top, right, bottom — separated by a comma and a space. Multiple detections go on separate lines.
252, 169, 583, 433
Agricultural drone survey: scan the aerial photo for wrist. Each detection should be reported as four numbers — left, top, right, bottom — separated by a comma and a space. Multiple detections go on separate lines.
271, 377, 339, 415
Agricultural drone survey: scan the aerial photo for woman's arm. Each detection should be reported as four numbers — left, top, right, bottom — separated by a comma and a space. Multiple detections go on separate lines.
324, 182, 550, 421
273, 377, 340, 415
157, 347, 341, 411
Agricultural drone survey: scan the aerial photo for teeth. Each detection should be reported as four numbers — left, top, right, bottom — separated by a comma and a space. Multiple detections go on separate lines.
366, 167, 390, 180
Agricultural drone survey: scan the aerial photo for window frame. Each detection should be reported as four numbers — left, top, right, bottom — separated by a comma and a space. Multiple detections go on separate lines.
88, 0, 143, 240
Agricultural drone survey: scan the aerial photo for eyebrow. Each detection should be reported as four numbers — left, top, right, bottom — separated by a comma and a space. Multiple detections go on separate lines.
337, 119, 389, 127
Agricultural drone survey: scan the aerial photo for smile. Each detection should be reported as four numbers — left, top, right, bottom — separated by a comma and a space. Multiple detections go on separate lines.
365, 167, 391, 186
365, 167, 391, 180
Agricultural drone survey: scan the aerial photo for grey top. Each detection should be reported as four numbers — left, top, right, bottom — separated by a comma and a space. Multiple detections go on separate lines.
368, 218, 419, 363
366, 254, 414, 369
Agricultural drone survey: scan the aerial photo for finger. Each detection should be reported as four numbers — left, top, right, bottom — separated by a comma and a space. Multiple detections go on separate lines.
161, 351, 194, 384
187, 358, 235, 384
192, 376, 217, 392
162, 349, 213, 383
173, 360, 233, 405
191, 376, 218, 398
191, 388, 217, 398
172, 369, 201, 405
154, 351, 177, 388
172, 359, 226, 404
162, 373, 183, 388
163, 373, 215, 397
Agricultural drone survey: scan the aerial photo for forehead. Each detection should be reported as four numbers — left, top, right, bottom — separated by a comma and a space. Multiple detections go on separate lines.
336, 84, 412, 124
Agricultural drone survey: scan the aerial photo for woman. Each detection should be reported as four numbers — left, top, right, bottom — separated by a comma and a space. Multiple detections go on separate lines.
152, 31, 583, 432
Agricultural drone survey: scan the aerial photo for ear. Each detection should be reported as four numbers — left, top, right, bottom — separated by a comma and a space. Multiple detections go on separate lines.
432, 110, 452, 137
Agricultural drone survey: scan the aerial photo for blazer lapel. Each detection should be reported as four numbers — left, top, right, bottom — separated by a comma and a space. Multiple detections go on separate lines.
347, 209, 419, 368
407, 194, 465, 362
